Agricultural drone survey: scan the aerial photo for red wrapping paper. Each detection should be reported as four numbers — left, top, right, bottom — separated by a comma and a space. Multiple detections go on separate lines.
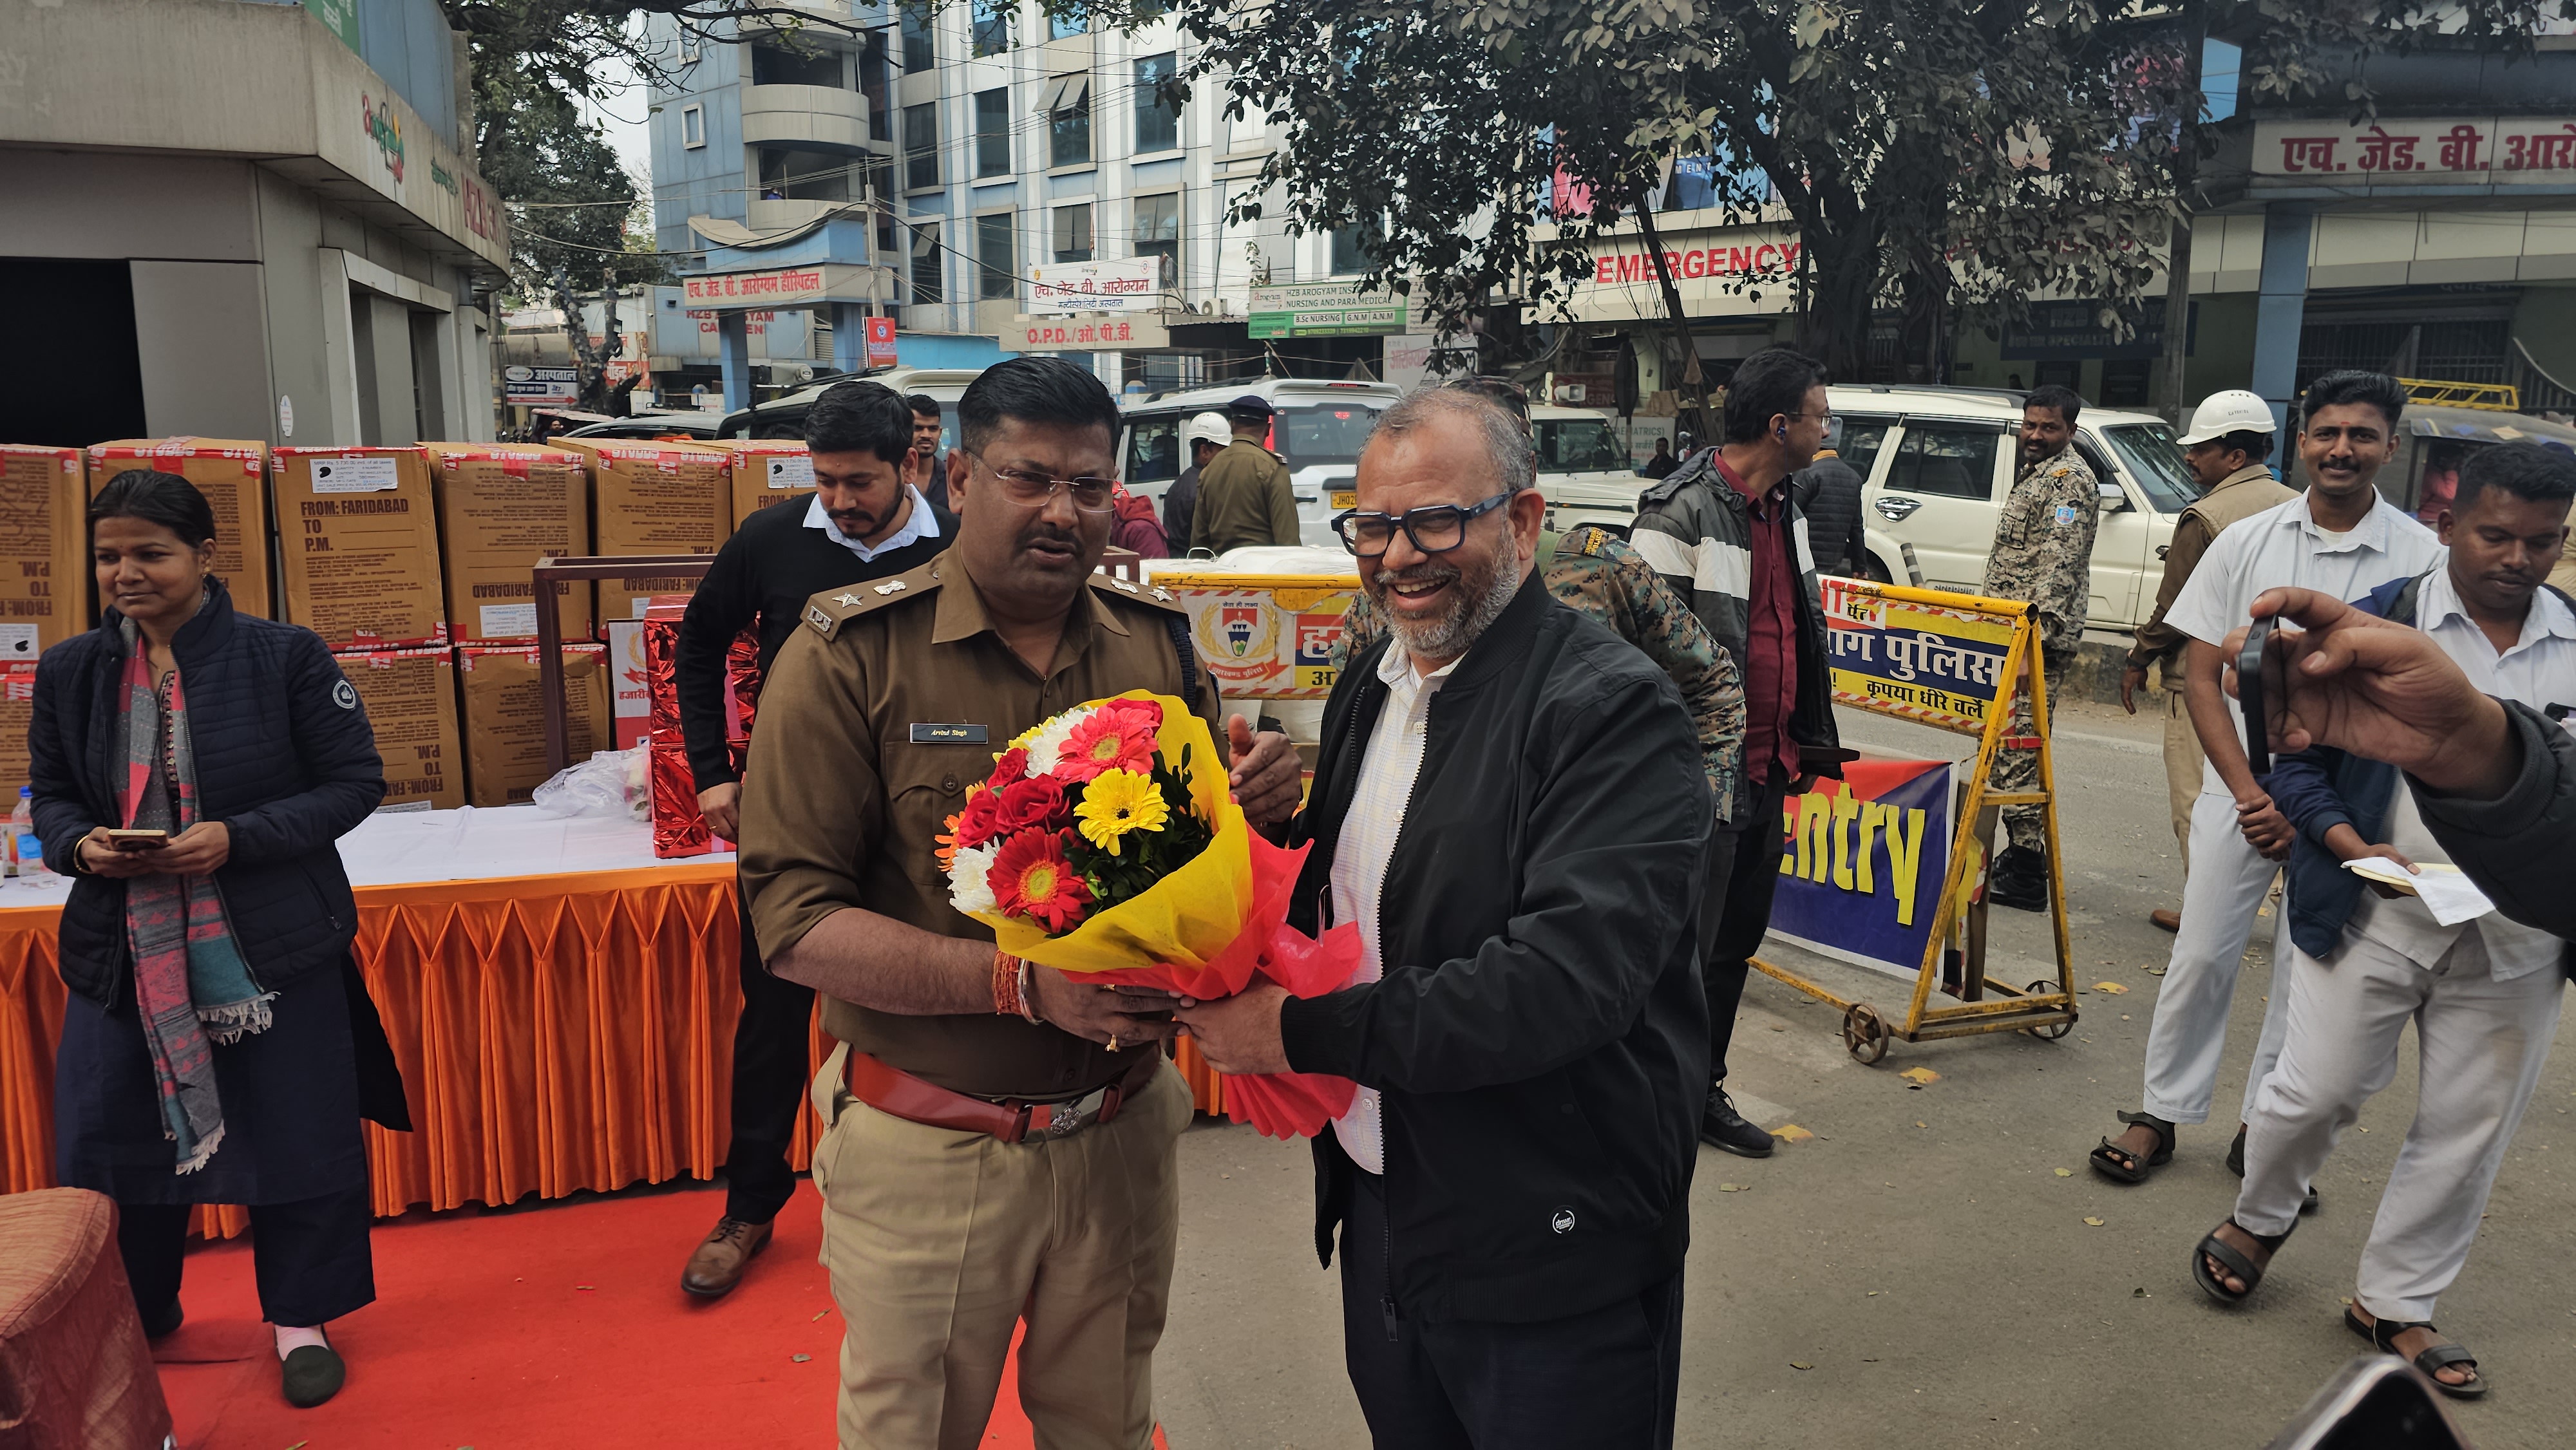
642, 617, 682, 739
1090, 833, 1362, 1140
726, 628, 761, 739
649, 741, 715, 858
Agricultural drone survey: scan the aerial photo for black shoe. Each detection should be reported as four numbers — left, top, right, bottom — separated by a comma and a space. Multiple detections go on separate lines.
2227, 1125, 2321, 1214
281, 1338, 346, 1409
140, 1297, 184, 1340
1989, 869, 2047, 912
1699, 1088, 1775, 1158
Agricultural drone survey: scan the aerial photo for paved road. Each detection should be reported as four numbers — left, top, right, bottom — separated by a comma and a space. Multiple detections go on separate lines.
1155, 700, 2576, 1449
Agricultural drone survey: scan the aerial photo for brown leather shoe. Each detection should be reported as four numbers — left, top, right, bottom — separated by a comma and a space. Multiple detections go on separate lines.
2150, 909, 2181, 933
681, 1216, 773, 1299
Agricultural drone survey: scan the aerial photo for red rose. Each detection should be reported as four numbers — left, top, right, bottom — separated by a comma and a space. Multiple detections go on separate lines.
987, 747, 1030, 791
951, 787, 1006, 849
993, 775, 1069, 833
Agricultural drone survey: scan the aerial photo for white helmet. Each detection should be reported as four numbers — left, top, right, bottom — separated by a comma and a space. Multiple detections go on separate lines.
2178, 389, 2277, 446
1184, 411, 1232, 448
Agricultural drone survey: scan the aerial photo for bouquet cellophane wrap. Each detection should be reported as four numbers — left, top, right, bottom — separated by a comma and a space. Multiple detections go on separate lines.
976, 692, 1361, 1139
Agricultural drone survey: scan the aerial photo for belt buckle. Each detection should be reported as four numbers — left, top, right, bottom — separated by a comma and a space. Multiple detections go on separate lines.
1039, 1089, 1103, 1140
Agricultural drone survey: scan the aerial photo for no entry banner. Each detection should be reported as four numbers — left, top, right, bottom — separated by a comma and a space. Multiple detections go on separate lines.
1764, 757, 1954, 979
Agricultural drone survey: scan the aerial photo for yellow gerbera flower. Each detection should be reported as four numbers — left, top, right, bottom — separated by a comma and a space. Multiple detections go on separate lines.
1072, 768, 1169, 856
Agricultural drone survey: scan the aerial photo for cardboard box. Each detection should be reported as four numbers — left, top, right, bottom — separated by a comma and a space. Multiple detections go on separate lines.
336, 646, 464, 810
605, 619, 651, 751
423, 443, 592, 644
708, 438, 816, 525
0, 446, 88, 661
0, 661, 35, 811
558, 439, 732, 629
457, 642, 611, 807
274, 448, 448, 650
88, 438, 274, 619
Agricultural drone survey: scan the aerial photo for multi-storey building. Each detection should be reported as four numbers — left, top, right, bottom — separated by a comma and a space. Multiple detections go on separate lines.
0, 0, 511, 448
643, 0, 1416, 408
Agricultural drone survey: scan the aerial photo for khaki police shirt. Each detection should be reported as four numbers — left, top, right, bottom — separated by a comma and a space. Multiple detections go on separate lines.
738, 547, 1227, 1098
1189, 440, 1299, 553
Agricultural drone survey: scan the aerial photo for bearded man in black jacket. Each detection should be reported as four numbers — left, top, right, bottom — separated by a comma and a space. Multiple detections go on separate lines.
1179, 388, 1711, 1449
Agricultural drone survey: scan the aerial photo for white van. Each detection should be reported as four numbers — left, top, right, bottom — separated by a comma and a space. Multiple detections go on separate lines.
1835, 386, 2196, 631
1117, 379, 1401, 549
1546, 385, 2198, 634
1529, 404, 1656, 536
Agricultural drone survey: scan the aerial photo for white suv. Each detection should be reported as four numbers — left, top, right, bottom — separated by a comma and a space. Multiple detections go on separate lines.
1117, 379, 1402, 550
1540, 385, 2200, 633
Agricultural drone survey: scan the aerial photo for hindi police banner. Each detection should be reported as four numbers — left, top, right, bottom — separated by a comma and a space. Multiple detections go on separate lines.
1765, 758, 1953, 979
1819, 578, 2017, 732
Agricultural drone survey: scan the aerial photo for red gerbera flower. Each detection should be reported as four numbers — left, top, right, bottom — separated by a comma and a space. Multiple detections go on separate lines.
989, 829, 1092, 931
1055, 708, 1159, 783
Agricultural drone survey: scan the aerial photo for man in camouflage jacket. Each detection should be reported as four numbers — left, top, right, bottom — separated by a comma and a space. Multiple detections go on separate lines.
1981, 384, 2101, 911
1334, 523, 1745, 821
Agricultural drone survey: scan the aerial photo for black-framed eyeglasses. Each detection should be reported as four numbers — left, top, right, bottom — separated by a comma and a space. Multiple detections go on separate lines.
964, 448, 1116, 513
1331, 491, 1515, 558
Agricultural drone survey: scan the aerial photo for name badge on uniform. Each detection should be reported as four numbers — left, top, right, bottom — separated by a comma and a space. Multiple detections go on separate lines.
910, 723, 990, 744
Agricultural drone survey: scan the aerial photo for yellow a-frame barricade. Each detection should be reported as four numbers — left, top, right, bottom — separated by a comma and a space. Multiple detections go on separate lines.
1749, 581, 2078, 1064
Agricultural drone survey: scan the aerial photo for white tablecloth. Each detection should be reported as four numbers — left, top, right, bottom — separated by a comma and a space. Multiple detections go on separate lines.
0, 805, 728, 911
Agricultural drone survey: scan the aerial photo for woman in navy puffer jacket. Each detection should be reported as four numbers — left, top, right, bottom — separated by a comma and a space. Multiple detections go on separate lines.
29, 469, 401, 1411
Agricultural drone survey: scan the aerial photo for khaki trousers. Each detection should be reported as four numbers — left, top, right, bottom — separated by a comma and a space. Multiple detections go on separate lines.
2161, 684, 2202, 869
808, 1044, 1191, 1450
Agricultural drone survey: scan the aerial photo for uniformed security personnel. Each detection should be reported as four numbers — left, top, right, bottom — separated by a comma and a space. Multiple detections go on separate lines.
1188, 395, 1300, 552
736, 357, 1304, 1450
1982, 382, 2101, 912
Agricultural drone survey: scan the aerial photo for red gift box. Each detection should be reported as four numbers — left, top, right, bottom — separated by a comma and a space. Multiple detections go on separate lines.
650, 740, 723, 858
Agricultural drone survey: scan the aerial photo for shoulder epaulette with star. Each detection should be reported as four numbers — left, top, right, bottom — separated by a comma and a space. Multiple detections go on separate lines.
802, 556, 944, 640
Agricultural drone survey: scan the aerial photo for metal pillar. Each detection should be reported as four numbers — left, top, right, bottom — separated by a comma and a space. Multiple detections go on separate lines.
831, 301, 868, 375
719, 311, 752, 411
2250, 206, 2313, 437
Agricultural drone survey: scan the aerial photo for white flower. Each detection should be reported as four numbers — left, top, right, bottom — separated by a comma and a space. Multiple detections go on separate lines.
1021, 706, 1094, 777
949, 842, 1000, 917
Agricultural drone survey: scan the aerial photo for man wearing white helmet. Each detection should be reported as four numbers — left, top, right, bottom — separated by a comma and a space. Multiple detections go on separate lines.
1162, 411, 1231, 552
2121, 390, 2297, 932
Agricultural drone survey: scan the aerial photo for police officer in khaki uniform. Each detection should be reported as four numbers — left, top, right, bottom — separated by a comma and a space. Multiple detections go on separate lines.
1188, 395, 1300, 553
737, 357, 1303, 1450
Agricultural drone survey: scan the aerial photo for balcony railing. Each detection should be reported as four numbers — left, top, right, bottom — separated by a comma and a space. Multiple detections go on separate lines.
741, 82, 869, 152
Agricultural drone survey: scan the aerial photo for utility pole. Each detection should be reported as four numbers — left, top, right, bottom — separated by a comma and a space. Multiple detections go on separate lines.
2157, 0, 2206, 424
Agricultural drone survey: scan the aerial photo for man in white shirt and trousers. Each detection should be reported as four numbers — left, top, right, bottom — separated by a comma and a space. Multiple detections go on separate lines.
2089, 372, 2443, 1189
2190, 441, 2576, 1401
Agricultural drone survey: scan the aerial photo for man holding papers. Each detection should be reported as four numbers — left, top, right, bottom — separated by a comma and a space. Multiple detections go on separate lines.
2189, 442, 2576, 1400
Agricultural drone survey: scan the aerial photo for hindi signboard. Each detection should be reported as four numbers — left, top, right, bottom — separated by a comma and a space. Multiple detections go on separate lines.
1246, 282, 1414, 339
1028, 259, 1163, 315
1016, 315, 1171, 353
2251, 117, 2576, 184
1766, 758, 1954, 981
502, 366, 580, 406
1819, 576, 2019, 731
679, 263, 883, 310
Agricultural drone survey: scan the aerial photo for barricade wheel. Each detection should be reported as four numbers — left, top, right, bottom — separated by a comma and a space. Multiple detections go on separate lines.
2022, 980, 2074, 1040
1841, 1003, 1891, 1064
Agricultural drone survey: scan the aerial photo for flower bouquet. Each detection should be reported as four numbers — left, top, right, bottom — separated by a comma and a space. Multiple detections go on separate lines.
942, 691, 1361, 1138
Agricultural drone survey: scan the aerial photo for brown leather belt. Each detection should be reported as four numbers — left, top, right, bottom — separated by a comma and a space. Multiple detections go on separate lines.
843, 1048, 1159, 1144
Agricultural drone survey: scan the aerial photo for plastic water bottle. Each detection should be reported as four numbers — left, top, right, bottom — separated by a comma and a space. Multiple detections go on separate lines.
10, 786, 47, 880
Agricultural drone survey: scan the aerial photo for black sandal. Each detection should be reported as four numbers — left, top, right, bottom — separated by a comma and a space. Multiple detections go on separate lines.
2345, 1307, 2487, 1400
2089, 1110, 2174, 1183
2226, 1124, 2323, 1215
2193, 1218, 2292, 1304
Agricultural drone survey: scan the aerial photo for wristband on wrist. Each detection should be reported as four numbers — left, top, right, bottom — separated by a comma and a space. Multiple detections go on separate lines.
992, 950, 1023, 1017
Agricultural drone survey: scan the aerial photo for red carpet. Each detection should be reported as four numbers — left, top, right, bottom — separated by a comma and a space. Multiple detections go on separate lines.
152, 1180, 1169, 1449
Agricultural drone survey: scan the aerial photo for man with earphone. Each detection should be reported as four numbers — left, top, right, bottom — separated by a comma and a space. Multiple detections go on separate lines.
1631, 347, 1847, 1162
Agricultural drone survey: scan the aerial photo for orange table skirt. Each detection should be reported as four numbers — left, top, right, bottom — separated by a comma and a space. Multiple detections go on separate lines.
2, 871, 1231, 1238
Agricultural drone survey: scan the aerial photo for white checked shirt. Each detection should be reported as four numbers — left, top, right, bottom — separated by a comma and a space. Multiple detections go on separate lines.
805, 485, 940, 561
2162, 491, 2441, 794
2349, 567, 2576, 979
1326, 642, 1459, 1176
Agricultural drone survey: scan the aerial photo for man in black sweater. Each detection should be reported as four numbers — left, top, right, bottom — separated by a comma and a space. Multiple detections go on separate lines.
673, 379, 955, 1298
